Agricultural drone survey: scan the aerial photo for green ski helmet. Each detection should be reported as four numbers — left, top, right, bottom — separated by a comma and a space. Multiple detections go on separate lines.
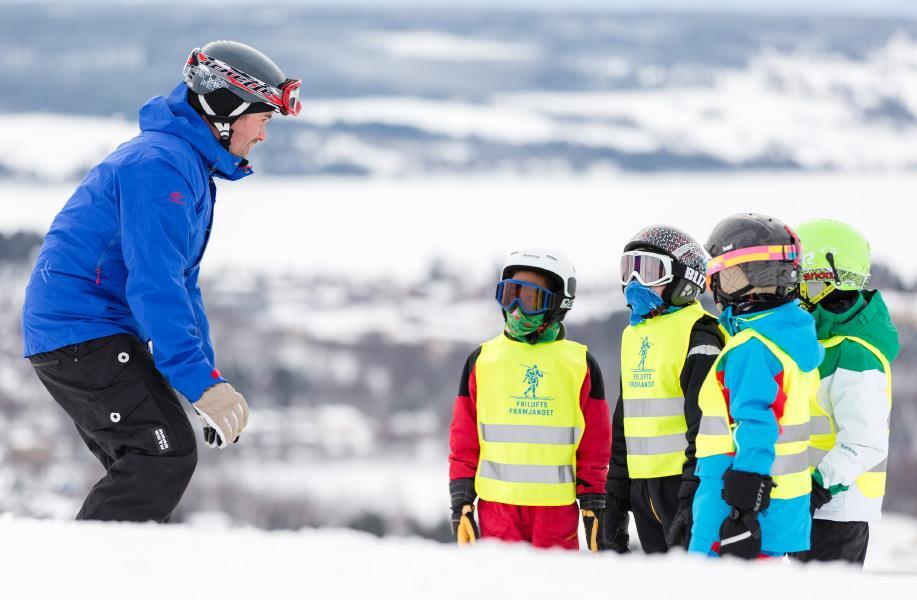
795, 219, 870, 305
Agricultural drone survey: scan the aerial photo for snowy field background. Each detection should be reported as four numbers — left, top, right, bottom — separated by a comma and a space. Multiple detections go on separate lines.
3, 173, 916, 284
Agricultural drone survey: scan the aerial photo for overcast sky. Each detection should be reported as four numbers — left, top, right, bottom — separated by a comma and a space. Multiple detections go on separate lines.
4, 0, 917, 17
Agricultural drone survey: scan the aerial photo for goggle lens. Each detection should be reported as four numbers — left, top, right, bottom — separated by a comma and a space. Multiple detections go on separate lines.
496, 280, 553, 315
800, 279, 832, 303
620, 253, 671, 286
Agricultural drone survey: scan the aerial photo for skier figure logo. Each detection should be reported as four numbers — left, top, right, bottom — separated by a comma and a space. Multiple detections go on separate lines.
522, 364, 545, 399
636, 336, 652, 371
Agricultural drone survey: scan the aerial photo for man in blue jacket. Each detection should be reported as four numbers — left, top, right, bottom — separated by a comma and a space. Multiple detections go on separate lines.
21, 41, 302, 522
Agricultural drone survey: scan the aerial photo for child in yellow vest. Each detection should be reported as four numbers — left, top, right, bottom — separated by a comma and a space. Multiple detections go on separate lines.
690, 213, 823, 559
448, 248, 611, 550
605, 225, 724, 553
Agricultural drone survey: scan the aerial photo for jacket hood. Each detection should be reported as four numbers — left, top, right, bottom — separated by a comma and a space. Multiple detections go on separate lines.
814, 290, 899, 363
138, 83, 252, 181
721, 300, 824, 372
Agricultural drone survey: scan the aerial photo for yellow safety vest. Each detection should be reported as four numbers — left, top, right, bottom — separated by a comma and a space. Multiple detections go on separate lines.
810, 335, 891, 499
620, 302, 711, 478
474, 334, 587, 506
696, 328, 818, 500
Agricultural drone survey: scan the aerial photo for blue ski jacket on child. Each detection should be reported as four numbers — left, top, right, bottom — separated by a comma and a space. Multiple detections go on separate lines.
689, 300, 824, 556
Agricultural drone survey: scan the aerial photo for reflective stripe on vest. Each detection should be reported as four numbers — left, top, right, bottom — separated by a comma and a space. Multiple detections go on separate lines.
480, 424, 582, 445
696, 327, 819, 500
475, 334, 587, 506
810, 335, 892, 499
479, 461, 575, 484
620, 302, 711, 478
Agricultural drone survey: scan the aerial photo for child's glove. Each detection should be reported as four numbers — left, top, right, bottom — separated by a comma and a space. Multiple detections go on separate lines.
449, 478, 479, 546
579, 494, 606, 552
718, 469, 773, 560
603, 493, 631, 554
451, 505, 479, 545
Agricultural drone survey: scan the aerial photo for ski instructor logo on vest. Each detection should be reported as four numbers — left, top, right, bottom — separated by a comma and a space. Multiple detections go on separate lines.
21, 40, 301, 524
630, 336, 655, 388
519, 364, 550, 399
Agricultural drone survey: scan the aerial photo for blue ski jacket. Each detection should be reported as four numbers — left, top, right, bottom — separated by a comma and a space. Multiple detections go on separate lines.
689, 300, 824, 556
22, 83, 252, 403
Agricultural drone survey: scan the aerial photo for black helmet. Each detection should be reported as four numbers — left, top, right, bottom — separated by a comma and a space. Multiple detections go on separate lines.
705, 213, 801, 306
622, 225, 707, 307
183, 40, 301, 147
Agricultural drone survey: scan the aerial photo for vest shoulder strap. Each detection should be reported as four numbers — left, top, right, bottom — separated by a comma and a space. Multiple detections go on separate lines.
821, 335, 891, 402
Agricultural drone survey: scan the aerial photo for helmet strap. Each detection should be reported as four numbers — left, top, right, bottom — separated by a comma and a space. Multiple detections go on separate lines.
197, 93, 250, 151
825, 252, 843, 285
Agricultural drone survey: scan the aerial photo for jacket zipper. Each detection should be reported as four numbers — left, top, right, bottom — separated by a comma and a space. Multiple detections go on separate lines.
188, 180, 216, 271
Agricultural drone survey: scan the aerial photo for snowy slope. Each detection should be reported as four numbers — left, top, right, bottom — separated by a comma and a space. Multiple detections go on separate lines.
0, 514, 914, 599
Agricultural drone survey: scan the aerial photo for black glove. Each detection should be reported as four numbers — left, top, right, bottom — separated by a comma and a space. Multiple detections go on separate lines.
718, 469, 774, 559
579, 494, 606, 552
449, 478, 479, 546
602, 493, 631, 554
810, 474, 833, 515
666, 478, 698, 549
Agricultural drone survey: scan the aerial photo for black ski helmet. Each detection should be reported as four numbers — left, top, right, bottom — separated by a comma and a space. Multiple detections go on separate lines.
183, 40, 299, 147
705, 213, 801, 306
623, 225, 708, 307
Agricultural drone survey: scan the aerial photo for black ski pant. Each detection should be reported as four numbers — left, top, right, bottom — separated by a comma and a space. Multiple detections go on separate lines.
791, 519, 870, 566
30, 334, 198, 522
630, 475, 681, 554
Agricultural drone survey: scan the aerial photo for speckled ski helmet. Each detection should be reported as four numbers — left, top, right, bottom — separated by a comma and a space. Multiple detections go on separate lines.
622, 225, 708, 307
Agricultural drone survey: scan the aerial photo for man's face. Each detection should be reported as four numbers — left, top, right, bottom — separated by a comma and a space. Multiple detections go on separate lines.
229, 112, 272, 158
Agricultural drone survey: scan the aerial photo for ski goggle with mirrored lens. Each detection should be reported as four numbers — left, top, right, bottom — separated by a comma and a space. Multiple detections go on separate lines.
184, 49, 302, 116
800, 279, 833, 305
495, 279, 556, 315
620, 251, 676, 286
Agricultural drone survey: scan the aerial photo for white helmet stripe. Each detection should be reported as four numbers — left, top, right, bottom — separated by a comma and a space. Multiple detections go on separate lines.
227, 102, 250, 117
197, 93, 217, 116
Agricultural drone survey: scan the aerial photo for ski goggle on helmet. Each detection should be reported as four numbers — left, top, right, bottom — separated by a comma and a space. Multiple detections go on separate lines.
705, 225, 801, 287
183, 48, 302, 116
496, 279, 557, 315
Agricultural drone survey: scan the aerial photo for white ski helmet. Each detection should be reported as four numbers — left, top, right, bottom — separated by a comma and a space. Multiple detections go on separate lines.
500, 247, 576, 322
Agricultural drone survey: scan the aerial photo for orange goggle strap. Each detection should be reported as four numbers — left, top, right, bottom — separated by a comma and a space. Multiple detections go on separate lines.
706, 244, 799, 285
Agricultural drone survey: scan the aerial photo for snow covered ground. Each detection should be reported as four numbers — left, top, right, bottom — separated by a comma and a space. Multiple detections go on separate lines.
0, 513, 914, 599
3, 173, 916, 284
